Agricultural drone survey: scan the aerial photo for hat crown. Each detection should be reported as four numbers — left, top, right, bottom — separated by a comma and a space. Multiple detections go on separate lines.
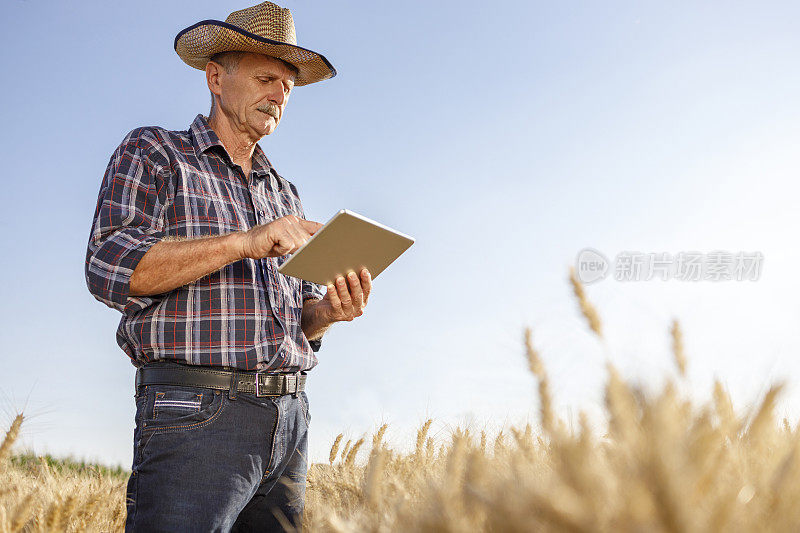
225, 1, 297, 46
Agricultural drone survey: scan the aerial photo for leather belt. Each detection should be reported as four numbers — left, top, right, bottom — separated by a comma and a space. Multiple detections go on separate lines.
135, 362, 307, 397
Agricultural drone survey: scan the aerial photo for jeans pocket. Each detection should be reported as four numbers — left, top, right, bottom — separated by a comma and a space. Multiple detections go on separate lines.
299, 391, 311, 425
154, 389, 202, 419
141, 384, 225, 434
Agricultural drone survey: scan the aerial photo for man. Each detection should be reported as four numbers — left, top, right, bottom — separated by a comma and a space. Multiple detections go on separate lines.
85, 2, 370, 531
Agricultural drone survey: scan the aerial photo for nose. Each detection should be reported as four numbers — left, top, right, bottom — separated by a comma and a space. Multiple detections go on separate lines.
270, 84, 286, 107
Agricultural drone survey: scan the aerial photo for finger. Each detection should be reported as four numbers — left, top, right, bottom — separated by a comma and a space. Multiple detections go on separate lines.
326, 282, 341, 312
270, 235, 294, 256
335, 276, 354, 320
284, 216, 315, 250
283, 224, 309, 251
264, 218, 299, 256
360, 268, 372, 305
284, 217, 316, 247
298, 219, 323, 235
346, 271, 364, 315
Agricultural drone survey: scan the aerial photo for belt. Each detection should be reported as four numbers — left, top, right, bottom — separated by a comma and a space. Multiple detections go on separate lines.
135, 362, 307, 398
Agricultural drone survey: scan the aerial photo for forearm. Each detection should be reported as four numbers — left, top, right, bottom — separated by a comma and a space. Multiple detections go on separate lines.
129, 232, 245, 296
301, 299, 334, 341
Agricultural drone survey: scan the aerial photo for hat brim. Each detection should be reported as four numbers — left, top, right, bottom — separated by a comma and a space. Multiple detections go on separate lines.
174, 20, 336, 86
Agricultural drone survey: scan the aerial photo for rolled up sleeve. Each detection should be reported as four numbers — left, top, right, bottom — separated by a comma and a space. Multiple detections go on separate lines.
85, 128, 170, 314
301, 279, 326, 303
301, 280, 327, 352
301, 280, 325, 352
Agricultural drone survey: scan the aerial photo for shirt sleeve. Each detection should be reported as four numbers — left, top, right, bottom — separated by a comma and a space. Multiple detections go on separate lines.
284, 178, 327, 352
85, 128, 171, 314
302, 279, 326, 353
301, 279, 326, 302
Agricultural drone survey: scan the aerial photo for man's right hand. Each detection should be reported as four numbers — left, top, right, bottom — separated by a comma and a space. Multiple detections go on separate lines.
239, 215, 323, 259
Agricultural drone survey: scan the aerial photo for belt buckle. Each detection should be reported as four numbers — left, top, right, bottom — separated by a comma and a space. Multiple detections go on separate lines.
255, 373, 266, 397
254, 371, 301, 397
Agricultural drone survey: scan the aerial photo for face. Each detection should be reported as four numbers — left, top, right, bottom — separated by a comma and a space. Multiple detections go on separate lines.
207, 52, 296, 139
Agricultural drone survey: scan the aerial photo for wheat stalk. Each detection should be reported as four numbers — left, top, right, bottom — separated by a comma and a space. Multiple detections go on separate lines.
371, 424, 388, 450
340, 439, 352, 463
524, 327, 555, 434
569, 267, 603, 337
345, 438, 365, 468
670, 319, 687, 377
363, 448, 385, 508
9, 492, 34, 532
0, 415, 23, 467
415, 420, 433, 457
746, 383, 784, 444
329, 434, 343, 465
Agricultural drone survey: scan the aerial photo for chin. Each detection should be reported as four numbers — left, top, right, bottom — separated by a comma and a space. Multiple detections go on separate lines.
251, 122, 271, 136
261, 119, 278, 135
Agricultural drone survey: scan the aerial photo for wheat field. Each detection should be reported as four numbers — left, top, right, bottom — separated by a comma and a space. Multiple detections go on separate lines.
2, 269, 798, 532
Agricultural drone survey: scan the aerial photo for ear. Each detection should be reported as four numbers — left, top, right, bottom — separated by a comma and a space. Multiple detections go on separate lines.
206, 60, 224, 99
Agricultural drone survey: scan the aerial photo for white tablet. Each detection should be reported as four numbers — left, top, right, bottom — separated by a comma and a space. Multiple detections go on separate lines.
277, 209, 415, 286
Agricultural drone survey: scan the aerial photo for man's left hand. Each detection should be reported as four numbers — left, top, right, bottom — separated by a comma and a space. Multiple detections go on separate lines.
319, 267, 371, 323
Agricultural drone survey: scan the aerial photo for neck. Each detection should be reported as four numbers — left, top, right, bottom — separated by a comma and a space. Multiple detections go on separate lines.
206, 111, 259, 171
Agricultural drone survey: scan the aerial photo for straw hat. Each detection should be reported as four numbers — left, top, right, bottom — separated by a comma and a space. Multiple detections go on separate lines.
174, 1, 336, 86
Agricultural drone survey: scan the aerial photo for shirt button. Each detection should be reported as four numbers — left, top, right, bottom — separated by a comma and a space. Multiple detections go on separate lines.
258, 210, 265, 217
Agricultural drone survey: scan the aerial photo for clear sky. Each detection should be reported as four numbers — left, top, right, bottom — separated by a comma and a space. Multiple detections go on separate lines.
1, 1, 799, 467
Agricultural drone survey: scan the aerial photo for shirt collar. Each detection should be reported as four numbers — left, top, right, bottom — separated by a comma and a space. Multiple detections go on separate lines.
189, 114, 274, 180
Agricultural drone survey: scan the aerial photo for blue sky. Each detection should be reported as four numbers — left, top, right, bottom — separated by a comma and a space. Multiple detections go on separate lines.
2, 1, 799, 466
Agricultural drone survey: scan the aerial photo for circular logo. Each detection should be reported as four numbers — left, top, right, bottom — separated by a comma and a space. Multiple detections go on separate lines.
575, 248, 609, 284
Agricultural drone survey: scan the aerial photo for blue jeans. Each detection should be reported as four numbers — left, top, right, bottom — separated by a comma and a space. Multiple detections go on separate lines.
124, 362, 311, 532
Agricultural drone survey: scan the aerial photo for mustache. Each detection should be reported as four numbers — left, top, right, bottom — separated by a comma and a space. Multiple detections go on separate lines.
257, 103, 280, 120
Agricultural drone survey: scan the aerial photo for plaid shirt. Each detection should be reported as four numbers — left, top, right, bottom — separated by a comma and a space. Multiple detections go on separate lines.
86, 114, 326, 372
